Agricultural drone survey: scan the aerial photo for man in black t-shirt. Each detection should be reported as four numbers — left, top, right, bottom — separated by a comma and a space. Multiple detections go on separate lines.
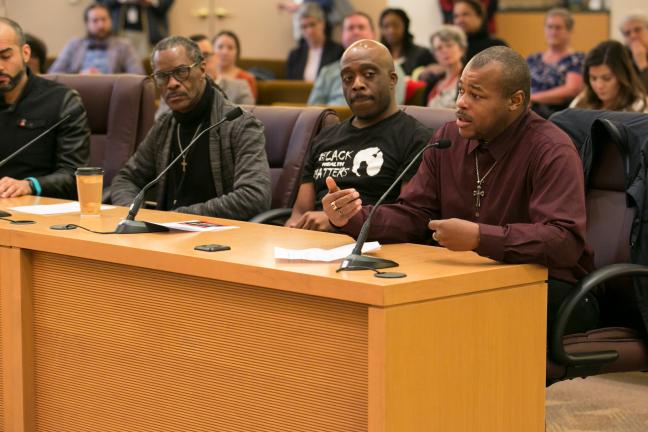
285, 39, 432, 231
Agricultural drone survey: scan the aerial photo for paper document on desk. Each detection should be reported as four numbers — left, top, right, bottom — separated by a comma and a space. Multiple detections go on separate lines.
10, 202, 115, 215
157, 220, 239, 232
274, 241, 381, 262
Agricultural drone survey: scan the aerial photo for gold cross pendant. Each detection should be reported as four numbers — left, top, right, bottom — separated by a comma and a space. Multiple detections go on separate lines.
180, 158, 187, 173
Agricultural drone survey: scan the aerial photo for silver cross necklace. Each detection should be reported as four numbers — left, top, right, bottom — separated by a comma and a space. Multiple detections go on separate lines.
473, 152, 498, 218
176, 122, 203, 173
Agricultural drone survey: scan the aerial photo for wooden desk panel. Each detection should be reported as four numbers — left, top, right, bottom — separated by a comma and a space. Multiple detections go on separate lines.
31, 252, 368, 431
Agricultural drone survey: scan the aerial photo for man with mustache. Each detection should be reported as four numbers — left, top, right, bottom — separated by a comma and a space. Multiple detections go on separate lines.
285, 39, 431, 231
0, 18, 90, 199
322, 46, 598, 335
308, 11, 407, 106
111, 36, 271, 220
49, 3, 143, 75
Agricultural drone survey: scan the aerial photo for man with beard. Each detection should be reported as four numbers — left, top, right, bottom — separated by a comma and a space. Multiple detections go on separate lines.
321, 46, 599, 336
285, 39, 431, 231
111, 36, 271, 220
49, 3, 143, 75
0, 18, 90, 199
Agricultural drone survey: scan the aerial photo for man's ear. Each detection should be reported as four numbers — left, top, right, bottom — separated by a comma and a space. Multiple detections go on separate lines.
22, 43, 31, 64
390, 70, 398, 89
509, 89, 525, 111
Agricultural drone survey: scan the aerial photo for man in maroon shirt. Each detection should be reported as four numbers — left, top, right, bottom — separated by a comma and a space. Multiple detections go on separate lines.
322, 46, 598, 334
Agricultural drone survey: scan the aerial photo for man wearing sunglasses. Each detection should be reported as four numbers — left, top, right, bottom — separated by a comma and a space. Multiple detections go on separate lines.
111, 36, 271, 220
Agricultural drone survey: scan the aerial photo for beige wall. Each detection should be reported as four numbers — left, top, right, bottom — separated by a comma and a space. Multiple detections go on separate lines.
4, 0, 386, 59
167, 0, 387, 59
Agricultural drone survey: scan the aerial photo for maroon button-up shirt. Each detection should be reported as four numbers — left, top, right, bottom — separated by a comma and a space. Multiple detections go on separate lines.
341, 109, 594, 283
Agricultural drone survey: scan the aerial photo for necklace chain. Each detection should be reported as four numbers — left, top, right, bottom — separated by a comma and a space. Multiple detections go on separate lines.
473, 152, 498, 217
176, 122, 202, 173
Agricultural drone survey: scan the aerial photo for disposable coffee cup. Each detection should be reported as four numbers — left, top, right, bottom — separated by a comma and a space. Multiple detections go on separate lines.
76, 167, 103, 216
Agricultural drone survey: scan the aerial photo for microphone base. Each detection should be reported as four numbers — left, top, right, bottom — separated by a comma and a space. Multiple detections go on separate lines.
336, 253, 399, 272
0, 210, 11, 217
115, 219, 169, 234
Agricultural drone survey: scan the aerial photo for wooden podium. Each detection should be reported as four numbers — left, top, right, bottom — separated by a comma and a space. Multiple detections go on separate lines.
0, 197, 547, 432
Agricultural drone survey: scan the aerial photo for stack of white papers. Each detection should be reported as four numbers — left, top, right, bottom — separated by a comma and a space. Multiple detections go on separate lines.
274, 241, 381, 262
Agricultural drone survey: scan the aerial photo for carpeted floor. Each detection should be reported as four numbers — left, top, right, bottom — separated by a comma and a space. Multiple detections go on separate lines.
546, 372, 648, 431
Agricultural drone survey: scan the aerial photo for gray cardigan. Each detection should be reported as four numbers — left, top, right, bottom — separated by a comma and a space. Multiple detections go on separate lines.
48, 36, 144, 75
111, 89, 271, 220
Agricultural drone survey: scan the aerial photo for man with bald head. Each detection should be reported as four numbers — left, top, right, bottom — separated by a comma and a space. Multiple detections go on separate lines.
0, 17, 90, 199
285, 39, 431, 231
308, 11, 406, 106
323, 46, 598, 335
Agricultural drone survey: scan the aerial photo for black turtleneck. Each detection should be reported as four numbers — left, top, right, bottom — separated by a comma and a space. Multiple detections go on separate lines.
464, 30, 507, 63
163, 80, 217, 211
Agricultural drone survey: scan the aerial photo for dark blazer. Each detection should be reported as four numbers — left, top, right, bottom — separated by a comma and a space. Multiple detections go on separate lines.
285, 39, 344, 81
551, 108, 648, 336
465, 31, 508, 63
399, 44, 435, 76
98, 0, 174, 45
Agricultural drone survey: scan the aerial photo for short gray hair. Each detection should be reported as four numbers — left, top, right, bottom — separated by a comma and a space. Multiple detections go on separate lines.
546, 8, 574, 31
0, 17, 26, 46
298, 2, 324, 22
430, 25, 467, 51
468, 46, 531, 104
151, 36, 203, 70
620, 13, 648, 31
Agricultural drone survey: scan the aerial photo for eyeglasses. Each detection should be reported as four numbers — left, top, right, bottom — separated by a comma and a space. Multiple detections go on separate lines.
151, 62, 198, 86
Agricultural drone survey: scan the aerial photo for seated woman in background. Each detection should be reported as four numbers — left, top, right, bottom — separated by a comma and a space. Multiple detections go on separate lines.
571, 40, 648, 112
422, 25, 466, 109
527, 8, 584, 118
379, 8, 434, 76
285, 2, 344, 82
213, 30, 258, 100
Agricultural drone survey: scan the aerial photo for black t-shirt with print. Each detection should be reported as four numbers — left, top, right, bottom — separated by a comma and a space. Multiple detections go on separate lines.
302, 110, 433, 210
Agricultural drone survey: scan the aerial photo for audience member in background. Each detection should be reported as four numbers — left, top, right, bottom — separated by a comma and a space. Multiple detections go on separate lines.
379, 8, 434, 76
0, 18, 90, 199
111, 37, 271, 220
49, 3, 143, 75
286, 39, 431, 231
278, 0, 354, 39
619, 13, 648, 90
322, 46, 598, 336
24, 33, 47, 74
423, 25, 466, 109
212, 31, 257, 100
527, 8, 584, 118
440, 0, 498, 34
98, 0, 174, 59
285, 3, 344, 81
308, 11, 407, 106
453, 0, 506, 63
189, 35, 253, 105
570, 40, 648, 113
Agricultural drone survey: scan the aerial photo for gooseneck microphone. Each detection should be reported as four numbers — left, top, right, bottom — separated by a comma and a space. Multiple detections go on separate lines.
337, 139, 452, 273
0, 104, 85, 218
114, 106, 244, 234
